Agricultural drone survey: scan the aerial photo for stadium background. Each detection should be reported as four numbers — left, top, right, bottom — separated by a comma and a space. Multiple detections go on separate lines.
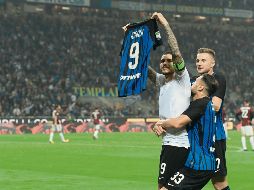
0, 0, 253, 189
0, 0, 253, 119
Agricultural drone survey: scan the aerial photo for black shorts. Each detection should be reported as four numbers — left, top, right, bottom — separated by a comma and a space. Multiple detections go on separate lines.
158, 145, 189, 187
213, 139, 227, 177
166, 167, 214, 190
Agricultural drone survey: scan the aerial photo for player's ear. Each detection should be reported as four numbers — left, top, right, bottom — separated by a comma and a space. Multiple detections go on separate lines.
197, 84, 205, 92
211, 60, 215, 68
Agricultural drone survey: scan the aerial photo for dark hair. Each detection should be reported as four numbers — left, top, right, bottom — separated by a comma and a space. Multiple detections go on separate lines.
244, 100, 249, 104
201, 74, 218, 96
197, 48, 215, 60
162, 50, 172, 56
55, 104, 61, 109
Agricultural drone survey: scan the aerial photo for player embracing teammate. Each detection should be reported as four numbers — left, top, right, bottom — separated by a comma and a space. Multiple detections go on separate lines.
146, 13, 230, 190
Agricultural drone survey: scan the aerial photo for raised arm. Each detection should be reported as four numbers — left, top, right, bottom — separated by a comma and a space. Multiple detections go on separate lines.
151, 12, 185, 74
148, 66, 157, 84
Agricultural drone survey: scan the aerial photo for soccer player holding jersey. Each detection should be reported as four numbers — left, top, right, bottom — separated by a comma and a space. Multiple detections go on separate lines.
154, 74, 218, 190
148, 12, 191, 189
195, 48, 230, 190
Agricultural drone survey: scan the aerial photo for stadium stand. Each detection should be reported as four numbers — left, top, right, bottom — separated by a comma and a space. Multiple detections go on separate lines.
0, 1, 253, 119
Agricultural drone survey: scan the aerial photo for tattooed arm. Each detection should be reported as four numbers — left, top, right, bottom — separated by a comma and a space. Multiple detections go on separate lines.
152, 12, 185, 74
148, 66, 157, 85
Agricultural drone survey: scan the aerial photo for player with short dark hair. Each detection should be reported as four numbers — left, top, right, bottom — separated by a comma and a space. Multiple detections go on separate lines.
148, 12, 191, 189
236, 100, 254, 151
153, 74, 218, 190
196, 48, 230, 190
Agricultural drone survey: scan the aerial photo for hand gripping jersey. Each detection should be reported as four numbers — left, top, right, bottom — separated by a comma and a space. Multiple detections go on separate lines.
118, 19, 162, 97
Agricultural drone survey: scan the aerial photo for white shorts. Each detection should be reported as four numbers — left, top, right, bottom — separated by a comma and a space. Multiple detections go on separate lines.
241, 125, 253, 136
51, 124, 62, 132
95, 124, 101, 130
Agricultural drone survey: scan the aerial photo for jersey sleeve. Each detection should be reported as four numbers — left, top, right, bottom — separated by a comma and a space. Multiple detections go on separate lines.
182, 98, 209, 122
213, 73, 226, 100
175, 68, 191, 96
156, 73, 165, 87
176, 68, 191, 86
147, 19, 163, 50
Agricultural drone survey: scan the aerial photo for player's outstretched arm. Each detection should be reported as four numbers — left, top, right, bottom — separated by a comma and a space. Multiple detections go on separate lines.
151, 12, 185, 74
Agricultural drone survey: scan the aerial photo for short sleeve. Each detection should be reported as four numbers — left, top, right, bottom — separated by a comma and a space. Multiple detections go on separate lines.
147, 19, 163, 50
213, 73, 226, 100
156, 73, 165, 87
182, 97, 210, 122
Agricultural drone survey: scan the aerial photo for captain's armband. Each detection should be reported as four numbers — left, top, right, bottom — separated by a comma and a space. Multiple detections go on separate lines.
173, 60, 185, 72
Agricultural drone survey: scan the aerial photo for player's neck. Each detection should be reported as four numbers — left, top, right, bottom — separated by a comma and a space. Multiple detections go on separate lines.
165, 73, 174, 82
208, 69, 214, 75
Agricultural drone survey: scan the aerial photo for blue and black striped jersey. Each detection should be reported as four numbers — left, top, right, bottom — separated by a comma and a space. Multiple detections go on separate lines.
215, 102, 226, 140
183, 97, 217, 171
118, 19, 162, 97
190, 73, 226, 140
212, 73, 226, 140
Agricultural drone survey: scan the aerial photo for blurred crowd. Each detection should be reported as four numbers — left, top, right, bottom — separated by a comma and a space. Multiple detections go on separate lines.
0, 8, 253, 118
123, 0, 254, 10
